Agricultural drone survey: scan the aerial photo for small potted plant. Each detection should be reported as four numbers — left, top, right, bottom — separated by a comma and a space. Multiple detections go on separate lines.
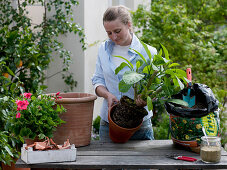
8, 90, 65, 144
109, 42, 188, 143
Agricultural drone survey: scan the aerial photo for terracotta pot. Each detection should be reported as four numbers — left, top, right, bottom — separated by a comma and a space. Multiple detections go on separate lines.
53, 92, 97, 147
108, 104, 143, 143
1, 160, 30, 170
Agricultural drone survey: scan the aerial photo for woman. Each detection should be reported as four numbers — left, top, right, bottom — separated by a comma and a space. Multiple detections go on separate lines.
92, 5, 157, 142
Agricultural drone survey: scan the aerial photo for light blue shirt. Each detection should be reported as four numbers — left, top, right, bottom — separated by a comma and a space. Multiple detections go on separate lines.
92, 34, 157, 122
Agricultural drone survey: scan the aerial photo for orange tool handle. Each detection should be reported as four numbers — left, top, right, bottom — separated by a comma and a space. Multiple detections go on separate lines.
186, 68, 192, 82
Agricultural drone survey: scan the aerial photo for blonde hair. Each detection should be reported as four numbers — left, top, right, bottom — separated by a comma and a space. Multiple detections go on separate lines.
103, 5, 132, 26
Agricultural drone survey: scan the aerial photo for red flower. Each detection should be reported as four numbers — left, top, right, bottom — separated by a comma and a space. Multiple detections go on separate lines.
16, 100, 29, 111
16, 112, 21, 118
55, 92, 62, 99
23, 93, 32, 99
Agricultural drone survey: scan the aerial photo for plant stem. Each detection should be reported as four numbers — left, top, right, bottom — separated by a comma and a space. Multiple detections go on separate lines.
146, 70, 158, 89
140, 70, 159, 100
134, 83, 138, 103
149, 86, 163, 99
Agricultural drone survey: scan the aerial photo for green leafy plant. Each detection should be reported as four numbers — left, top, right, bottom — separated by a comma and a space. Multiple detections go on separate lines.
0, 0, 85, 92
7, 91, 66, 140
0, 89, 23, 166
216, 90, 227, 147
132, 0, 226, 142
92, 115, 101, 134
115, 42, 188, 111
0, 131, 21, 166
153, 112, 170, 140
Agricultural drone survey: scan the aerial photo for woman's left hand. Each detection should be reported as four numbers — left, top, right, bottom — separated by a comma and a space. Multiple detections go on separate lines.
135, 95, 147, 107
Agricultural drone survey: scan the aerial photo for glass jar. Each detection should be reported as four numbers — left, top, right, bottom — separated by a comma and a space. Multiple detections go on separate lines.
200, 136, 221, 163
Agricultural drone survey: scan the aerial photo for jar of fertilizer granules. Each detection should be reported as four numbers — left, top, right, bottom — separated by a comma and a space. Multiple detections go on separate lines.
200, 136, 221, 163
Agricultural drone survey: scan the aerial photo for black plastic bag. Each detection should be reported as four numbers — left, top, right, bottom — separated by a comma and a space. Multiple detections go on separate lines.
165, 83, 219, 118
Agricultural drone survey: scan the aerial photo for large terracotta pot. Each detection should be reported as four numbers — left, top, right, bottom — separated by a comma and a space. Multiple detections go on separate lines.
108, 104, 142, 143
53, 92, 97, 147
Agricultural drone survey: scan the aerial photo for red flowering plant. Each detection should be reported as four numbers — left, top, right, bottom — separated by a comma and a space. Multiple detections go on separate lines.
8, 91, 65, 140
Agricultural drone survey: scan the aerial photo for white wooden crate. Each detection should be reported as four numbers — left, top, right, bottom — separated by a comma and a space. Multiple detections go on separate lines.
21, 144, 77, 164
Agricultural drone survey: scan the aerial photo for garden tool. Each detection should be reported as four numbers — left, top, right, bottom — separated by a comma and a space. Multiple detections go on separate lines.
166, 154, 197, 162
183, 68, 195, 107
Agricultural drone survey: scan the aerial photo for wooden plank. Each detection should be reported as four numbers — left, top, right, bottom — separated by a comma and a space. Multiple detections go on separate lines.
77, 150, 199, 156
15, 140, 227, 169
16, 155, 227, 169
80, 140, 227, 156
79, 140, 174, 150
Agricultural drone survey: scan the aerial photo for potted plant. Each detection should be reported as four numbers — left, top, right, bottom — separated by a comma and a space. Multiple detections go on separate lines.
7, 91, 65, 145
109, 42, 188, 143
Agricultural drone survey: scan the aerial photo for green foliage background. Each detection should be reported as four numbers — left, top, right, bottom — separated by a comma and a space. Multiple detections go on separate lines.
132, 0, 226, 145
0, 0, 85, 93
0, 0, 85, 165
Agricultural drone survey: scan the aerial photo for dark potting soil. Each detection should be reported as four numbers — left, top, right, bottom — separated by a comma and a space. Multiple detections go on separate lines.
111, 96, 148, 128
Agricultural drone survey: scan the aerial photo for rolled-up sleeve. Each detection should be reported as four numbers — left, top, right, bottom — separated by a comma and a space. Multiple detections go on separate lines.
92, 47, 106, 91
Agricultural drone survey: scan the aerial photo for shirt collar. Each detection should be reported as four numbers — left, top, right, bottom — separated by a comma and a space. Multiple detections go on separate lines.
104, 33, 141, 55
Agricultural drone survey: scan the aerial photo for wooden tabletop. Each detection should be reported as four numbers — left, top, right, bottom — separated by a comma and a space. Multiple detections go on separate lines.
16, 140, 227, 169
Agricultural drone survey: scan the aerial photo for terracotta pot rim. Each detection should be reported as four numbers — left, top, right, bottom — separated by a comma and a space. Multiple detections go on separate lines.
108, 104, 143, 131
47, 92, 97, 103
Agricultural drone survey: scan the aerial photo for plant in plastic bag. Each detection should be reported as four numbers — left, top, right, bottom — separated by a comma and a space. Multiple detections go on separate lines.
165, 83, 220, 150
165, 83, 219, 118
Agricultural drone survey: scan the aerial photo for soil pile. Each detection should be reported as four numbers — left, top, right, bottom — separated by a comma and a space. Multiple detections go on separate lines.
111, 96, 148, 128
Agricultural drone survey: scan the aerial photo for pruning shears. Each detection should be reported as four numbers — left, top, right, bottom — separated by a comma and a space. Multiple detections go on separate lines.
166, 154, 197, 162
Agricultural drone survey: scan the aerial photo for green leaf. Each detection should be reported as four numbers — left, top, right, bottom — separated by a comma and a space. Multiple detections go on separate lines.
143, 65, 151, 74
175, 77, 185, 90
56, 104, 62, 112
38, 134, 46, 139
132, 49, 147, 63
140, 41, 152, 60
123, 71, 145, 85
114, 55, 133, 69
119, 80, 132, 93
147, 96, 153, 111
160, 43, 169, 60
175, 69, 187, 77
4, 146, 14, 157
169, 63, 180, 68
5, 66, 15, 76
153, 53, 166, 66
20, 127, 32, 137
115, 62, 130, 74
151, 63, 159, 71
167, 99, 189, 107
136, 59, 143, 69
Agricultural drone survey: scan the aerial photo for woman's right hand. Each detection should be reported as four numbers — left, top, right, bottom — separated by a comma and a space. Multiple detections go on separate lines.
106, 93, 119, 109
95, 85, 119, 109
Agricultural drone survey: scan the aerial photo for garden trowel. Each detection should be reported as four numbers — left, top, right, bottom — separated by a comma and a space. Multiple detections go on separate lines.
183, 68, 195, 107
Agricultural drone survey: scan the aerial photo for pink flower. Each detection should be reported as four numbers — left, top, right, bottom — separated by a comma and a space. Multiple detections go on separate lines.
55, 92, 62, 99
23, 93, 32, 99
16, 112, 21, 118
16, 100, 29, 110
